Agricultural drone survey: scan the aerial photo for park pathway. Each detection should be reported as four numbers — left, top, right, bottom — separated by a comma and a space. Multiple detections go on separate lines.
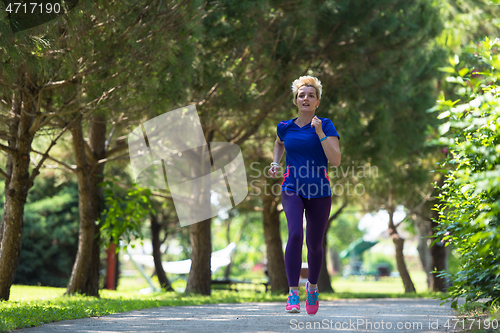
16, 298, 463, 333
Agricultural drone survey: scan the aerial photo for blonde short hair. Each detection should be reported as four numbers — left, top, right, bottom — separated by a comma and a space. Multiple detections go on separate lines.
291, 76, 322, 106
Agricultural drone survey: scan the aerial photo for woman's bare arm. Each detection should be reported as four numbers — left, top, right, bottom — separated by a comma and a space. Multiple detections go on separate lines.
269, 136, 285, 178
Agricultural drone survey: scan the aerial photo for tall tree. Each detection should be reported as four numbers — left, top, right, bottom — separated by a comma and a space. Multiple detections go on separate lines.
0, 61, 76, 300
61, 0, 194, 295
150, 209, 176, 291
0, 69, 43, 300
0, 0, 193, 298
183, 0, 326, 294
361, 169, 419, 293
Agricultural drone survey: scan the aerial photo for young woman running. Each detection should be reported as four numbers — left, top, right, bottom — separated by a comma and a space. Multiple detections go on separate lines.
268, 76, 341, 315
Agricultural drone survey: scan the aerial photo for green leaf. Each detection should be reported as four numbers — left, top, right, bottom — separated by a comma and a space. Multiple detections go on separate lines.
438, 67, 456, 74
458, 67, 469, 77
448, 54, 459, 66
437, 110, 450, 119
439, 122, 451, 135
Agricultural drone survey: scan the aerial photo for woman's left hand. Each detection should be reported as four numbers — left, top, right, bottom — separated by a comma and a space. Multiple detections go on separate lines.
311, 116, 323, 135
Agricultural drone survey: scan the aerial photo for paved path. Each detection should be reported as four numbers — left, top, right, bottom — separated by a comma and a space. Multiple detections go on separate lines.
16, 298, 462, 333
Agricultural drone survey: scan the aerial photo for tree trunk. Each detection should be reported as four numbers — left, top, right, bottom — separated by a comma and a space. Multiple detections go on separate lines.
393, 236, 416, 293
85, 113, 108, 295
185, 219, 212, 295
317, 201, 346, 292
429, 220, 448, 292
388, 207, 416, 293
224, 218, 232, 279
151, 212, 174, 291
317, 235, 334, 293
261, 185, 288, 294
84, 232, 101, 295
0, 82, 37, 301
429, 174, 448, 292
66, 113, 110, 295
66, 118, 95, 295
184, 145, 213, 295
330, 248, 341, 275
413, 213, 432, 289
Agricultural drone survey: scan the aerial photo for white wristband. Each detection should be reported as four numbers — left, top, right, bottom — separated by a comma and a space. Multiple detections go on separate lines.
270, 162, 279, 167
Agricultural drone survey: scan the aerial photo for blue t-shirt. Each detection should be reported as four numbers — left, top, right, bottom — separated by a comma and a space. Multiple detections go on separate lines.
277, 117, 340, 198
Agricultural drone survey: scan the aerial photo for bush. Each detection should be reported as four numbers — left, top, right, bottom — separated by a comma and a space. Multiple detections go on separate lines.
432, 37, 500, 307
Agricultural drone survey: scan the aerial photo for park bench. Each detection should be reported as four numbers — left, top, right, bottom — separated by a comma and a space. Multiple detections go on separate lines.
211, 277, 269, 293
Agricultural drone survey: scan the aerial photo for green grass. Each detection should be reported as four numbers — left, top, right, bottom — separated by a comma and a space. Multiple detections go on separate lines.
453, 301, 500, 333
0, 271, 440, 333
1, 287, 285, 332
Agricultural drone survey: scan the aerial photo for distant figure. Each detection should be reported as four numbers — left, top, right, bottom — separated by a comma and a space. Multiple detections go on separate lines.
268, 76, 341, 315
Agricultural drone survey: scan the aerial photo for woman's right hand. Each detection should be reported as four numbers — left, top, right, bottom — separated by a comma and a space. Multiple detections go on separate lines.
268, 164, 279, 178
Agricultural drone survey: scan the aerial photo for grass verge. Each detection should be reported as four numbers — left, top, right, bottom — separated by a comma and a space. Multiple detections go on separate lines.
452, 301, 500, 333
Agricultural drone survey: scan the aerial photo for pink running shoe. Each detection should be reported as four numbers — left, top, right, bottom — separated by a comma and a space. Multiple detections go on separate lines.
286, 290, 300, 313
305, 281, 319, 315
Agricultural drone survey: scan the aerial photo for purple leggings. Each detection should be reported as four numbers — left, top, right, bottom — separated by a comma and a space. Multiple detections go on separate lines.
281, 191, 331, 287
